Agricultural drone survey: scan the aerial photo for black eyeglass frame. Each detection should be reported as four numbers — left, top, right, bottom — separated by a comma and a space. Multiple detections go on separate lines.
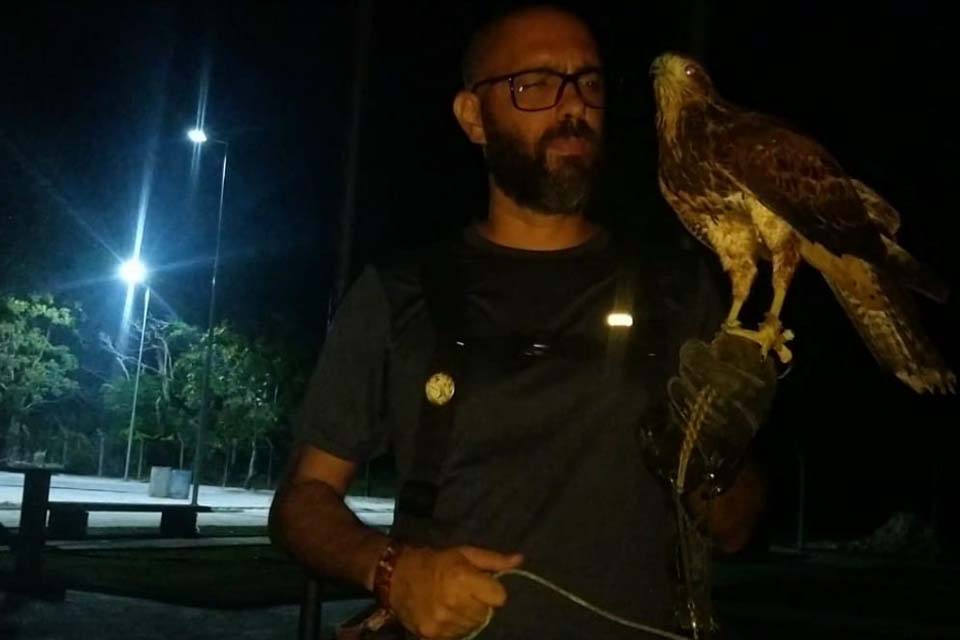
470, 66, 606, 112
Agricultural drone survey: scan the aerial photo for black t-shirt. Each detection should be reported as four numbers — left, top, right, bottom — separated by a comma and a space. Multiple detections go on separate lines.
296, 226, 723, 639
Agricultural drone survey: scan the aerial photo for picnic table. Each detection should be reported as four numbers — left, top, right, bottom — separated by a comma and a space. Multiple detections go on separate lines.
0, 462, 64, 597
0, 463, 210, 598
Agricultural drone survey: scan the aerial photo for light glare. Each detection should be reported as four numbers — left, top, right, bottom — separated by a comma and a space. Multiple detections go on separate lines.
607, 312, 633, 327
119, 259, 147, 285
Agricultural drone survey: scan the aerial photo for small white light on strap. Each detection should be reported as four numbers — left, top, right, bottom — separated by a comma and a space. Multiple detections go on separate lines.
606, 312, 634, 327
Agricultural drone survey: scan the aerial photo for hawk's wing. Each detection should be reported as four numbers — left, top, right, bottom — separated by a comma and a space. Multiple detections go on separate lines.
712, 114, 887, 263
850, 178, 900, 236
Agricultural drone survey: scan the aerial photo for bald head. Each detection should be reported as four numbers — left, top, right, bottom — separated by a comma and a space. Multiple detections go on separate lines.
461, 5, 599, 89
452, 4, 605, 216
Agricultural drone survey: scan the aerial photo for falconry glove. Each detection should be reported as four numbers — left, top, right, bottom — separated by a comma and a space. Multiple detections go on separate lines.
640, 332, 777, 497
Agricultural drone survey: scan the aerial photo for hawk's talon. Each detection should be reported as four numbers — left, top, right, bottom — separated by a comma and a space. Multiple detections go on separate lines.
723, 316, 795, 365
764, 315, 794, 365
773, 340, 794, 365
723, 326, 764, 346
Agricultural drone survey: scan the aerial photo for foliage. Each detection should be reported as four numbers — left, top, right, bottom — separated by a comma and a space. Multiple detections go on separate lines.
97, 318, 204, 470
0, 294, 81, 460
99, 317, 298, 484
175, 327, 283, 443
100, 374, 166, 438
0, 290, 305, 482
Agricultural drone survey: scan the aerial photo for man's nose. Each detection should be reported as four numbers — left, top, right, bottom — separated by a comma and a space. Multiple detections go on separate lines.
555, 79, 587, 118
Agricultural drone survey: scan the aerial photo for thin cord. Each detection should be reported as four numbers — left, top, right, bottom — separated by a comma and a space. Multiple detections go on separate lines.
462, 569, 692, 640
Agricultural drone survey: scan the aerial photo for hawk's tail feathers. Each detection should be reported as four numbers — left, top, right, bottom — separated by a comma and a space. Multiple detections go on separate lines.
823, 269, 956, 395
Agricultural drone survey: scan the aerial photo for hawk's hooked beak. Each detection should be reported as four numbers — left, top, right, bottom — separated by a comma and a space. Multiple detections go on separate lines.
649, 53, 674, 78
649, 58, 663, 78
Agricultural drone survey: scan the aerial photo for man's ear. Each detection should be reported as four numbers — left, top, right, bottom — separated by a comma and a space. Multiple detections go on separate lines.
453, 90, 486, 145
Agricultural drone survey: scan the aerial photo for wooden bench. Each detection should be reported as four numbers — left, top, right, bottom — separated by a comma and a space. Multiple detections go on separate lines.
47, 502, 213, 539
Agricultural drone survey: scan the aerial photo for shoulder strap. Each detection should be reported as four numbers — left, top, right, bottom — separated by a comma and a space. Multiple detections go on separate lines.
604, 258, 638, 377
395, 239, 466, 522
612, 254, 680, 383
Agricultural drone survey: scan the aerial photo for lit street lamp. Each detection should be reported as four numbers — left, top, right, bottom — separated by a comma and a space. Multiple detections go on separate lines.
119, 259, 147, 287
187, 128, 208, 144
119, 258, 150, 482
188, 127, 228, 505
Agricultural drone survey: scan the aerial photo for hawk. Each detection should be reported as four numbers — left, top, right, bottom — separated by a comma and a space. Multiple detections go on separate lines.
650, 52, 955, 394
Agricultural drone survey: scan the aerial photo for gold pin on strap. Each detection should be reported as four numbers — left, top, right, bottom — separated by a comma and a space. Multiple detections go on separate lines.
424, 372, 455, 406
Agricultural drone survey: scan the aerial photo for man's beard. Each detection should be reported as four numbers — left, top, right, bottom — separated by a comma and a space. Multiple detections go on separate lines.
482, 114, 602, 215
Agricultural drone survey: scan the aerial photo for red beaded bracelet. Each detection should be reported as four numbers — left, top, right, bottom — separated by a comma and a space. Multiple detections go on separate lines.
373, 539, 405, 611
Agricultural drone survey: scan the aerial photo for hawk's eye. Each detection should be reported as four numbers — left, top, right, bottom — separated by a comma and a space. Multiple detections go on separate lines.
684, 65, 698, 77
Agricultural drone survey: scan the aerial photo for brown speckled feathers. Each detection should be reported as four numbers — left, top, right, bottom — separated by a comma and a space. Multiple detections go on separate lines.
651, 52, 954, 393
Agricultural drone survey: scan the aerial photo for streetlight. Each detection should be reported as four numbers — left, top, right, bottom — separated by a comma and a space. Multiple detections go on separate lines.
188, 127, 228, 506
187, 128, 208, 144
119, 258, 150, 482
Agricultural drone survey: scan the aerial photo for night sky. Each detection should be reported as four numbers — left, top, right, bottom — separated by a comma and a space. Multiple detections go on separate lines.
2, 1, 957, 544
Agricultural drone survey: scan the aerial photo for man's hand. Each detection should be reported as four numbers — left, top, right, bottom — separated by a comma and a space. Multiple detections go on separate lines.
685, 454, 768, 553
389, 545, 523, 640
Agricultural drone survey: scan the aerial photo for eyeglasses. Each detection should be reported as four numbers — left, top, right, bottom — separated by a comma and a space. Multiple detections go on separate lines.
471, 67, 605, 112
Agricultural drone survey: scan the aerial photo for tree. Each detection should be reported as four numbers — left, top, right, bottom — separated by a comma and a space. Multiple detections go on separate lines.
99, 316, 300, 488
99, 318, 203, 475
32, 397, 99, 473
228, 343, 283, 490
100, 373, 167, 478
0, 295, 80, 462
174, 326, 288, 489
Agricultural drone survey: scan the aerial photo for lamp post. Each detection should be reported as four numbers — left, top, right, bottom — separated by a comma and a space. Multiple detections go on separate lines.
119, 258, 149, 481
188, 128, 228, 505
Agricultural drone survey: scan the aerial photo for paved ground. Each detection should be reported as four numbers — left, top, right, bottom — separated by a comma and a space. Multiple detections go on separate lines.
0, 590, 372, 640
0, 471, 395, 530
0, 471, 391, 639
3, 553, 958, 640
2, 473, 959, 639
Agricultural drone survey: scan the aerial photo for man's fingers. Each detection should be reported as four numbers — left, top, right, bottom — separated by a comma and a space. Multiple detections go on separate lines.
439, 604, 484, 635
419, 602, 487, 640
457, 546, 523, 572
460, 571, 509, 608
459, 596, 492, 627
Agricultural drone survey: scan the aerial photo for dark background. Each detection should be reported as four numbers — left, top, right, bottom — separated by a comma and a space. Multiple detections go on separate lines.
1, 1, 957, 547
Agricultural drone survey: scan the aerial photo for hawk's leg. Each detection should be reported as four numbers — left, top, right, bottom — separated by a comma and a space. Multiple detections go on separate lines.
726, 245, 799, 363
768, 241, 800, 322
721, 259, 757, 330
762, 243, 800, 362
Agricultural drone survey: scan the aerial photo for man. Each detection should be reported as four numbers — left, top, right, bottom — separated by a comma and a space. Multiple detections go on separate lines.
270, 6, 771, 639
